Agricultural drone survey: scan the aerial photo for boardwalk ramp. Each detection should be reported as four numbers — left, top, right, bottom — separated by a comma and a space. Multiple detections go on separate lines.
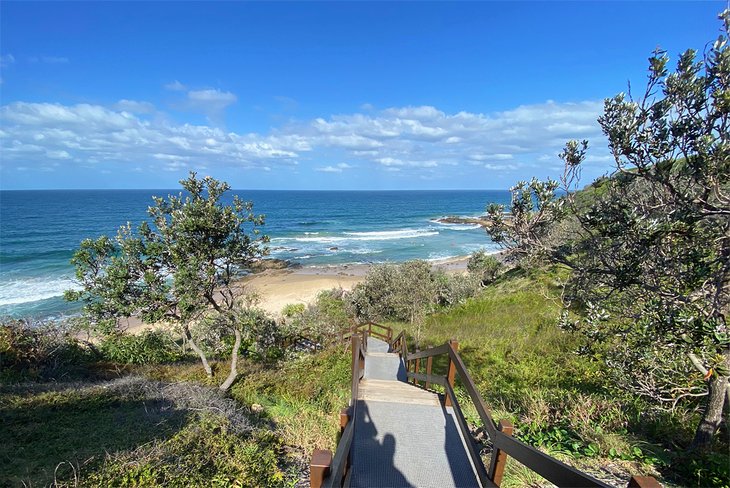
311, 323, 659, 488
350, 338, 480, 487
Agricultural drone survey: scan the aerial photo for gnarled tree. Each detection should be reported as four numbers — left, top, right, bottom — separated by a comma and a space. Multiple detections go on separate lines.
487, 10, 730, 449
66, 172, 269, 391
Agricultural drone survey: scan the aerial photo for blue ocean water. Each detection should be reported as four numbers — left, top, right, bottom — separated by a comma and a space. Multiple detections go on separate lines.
0, 190, 509, 319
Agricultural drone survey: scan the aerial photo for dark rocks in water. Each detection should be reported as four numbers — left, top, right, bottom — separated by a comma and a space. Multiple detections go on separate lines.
248, 258, 296, 272
436, 215, 491, 227
329, 247, 339, 251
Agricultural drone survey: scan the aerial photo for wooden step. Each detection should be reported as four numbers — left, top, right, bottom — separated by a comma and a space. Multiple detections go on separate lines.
358, 379, 441, 406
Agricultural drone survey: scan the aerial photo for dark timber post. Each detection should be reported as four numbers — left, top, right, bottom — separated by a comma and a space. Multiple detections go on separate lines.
425, 356, 433, 389
414, 354, 421, 386
488, 419, 513, 485
339, 407, 349, 435
310, 449, 332, 488
445, 340, 458, 407
628, 476, 662, 488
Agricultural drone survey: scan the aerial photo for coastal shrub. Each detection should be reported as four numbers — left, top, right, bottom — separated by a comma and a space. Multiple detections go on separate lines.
281, 303, 306, 318
66, 173, 269, 391
279, 290, 351, 348
305, 288, 351, 336
192, 307, 283, 362
0, 319, 93, 380
347, 261, 438, 323
100, 330, 183, 365
467, 250, 503, 285
436, 272, 482, 307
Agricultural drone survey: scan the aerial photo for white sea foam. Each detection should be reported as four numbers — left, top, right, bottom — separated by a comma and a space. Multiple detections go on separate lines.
427, 253, 459, 262
0, 277, 80, 306
429, 219, 482, 231
347, 249, 383, 255
273, 228, 439, 244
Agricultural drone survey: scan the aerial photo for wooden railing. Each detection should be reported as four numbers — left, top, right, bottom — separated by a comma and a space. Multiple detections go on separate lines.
394, 336, 661, 488
338, 321, 393, 344
311, 330, 369, 488
311, 327, 661, 488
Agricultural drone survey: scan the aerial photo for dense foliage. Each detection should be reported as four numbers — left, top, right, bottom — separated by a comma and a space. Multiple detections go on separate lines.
0, 319, 93, 381
487, 10, 730, 449
66, 172, 269, 391
100, 330, 183, 365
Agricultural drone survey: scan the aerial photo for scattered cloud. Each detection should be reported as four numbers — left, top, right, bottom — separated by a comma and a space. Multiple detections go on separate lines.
182, 88, 238, 124
164, 80, 187, 91
28, 56, 69, 64
0, 99, 611, 181
0, 54, 15, 68
0, 102, 300, 173
114, 99, 156, 114
315, 162, 355, 173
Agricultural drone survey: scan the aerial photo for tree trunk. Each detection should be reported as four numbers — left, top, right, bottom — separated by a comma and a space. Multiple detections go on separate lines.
219, 328, 242, 391
184, 324, 212, 377
690, 352, 729, 450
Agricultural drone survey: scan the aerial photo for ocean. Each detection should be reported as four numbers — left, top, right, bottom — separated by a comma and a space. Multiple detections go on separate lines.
0, 190, 509, 320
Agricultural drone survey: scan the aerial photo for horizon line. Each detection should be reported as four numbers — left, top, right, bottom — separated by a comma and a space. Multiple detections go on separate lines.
0, 188, 511, 192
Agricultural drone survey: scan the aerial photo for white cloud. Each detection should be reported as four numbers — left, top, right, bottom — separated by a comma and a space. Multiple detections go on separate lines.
315, 162, 356, 173
316, 165, 343, 173
187, 89, 237, 105
0, 102, 301, 173
164, 80, 186, 91
184, 88, 238, 124
0, 99, 611, 180
484, 163, 518, 171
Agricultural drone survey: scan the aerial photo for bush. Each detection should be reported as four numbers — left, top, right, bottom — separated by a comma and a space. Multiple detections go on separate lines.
436, 272, 482, 307
100, 330, 183, 365
0, 319, 93, 380
347, 261, 439, 323
467, 250, 503, 285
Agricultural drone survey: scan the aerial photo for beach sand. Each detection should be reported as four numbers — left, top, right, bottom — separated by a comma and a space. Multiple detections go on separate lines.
124, 256, 470, 334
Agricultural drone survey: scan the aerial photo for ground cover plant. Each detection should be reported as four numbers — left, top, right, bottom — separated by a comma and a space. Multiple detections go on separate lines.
0, 376, 294, 487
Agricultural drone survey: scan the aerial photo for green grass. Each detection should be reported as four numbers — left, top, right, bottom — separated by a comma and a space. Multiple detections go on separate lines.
2, 265, 726, 487
0, 383, 183, 485
230, 347, 351, 453
0, 378, 295, 487
389, 266, 673, 484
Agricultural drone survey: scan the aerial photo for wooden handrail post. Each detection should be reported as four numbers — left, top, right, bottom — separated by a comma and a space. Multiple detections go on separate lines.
339, 407, 350, 435
425, 356, 433, 389
487, 419, 513, 485
351, 334, 357, 370
445, 340, 459, 407
310, 449, 332, 488
627, 476, 662, 487
414, 355, 421, 386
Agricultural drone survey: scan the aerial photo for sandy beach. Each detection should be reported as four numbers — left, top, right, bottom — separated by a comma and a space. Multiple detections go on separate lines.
243, 255, 469, 316
123, 256, 470, 334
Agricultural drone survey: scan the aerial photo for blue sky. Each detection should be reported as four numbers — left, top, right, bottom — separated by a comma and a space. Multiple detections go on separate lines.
0, 1, 723, 190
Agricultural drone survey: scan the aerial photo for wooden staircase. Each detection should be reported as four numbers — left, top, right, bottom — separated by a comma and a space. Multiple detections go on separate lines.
310, 323, 662, 488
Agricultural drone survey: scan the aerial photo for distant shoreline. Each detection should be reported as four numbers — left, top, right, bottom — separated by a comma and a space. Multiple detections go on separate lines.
123, 253, 500, 334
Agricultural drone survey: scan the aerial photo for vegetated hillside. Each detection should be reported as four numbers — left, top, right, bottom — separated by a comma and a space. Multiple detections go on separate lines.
390, 266, 727, 487
2, 258, 727, 487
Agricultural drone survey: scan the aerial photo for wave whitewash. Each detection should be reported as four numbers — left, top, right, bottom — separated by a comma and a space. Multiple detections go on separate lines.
0, 189, 508, 319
